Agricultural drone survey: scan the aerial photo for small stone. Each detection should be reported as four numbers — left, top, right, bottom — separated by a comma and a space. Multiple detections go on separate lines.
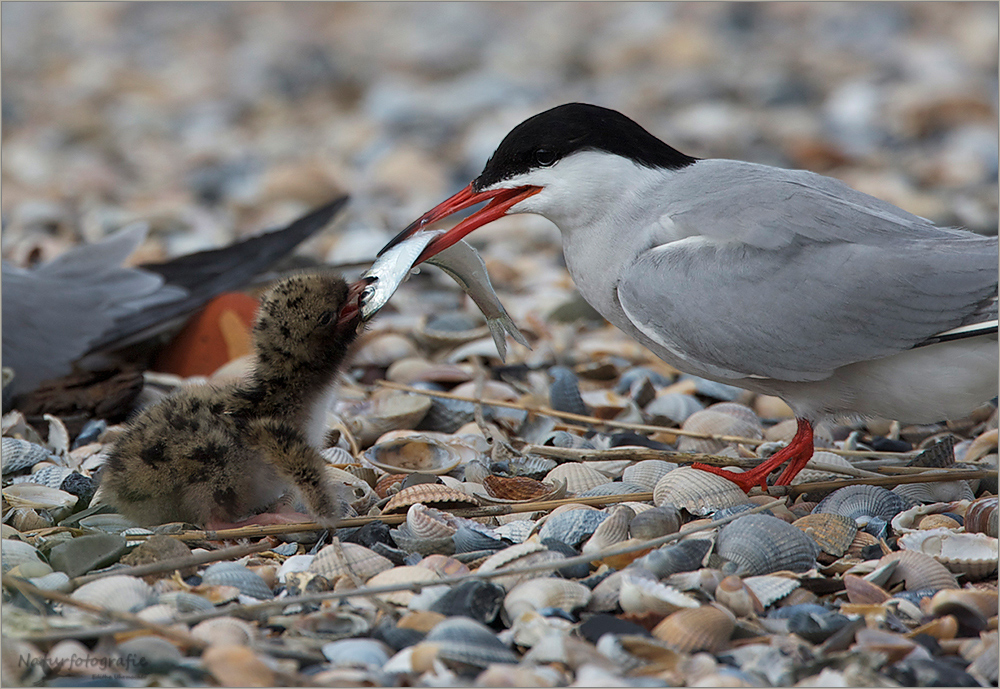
48, 533, 126, 578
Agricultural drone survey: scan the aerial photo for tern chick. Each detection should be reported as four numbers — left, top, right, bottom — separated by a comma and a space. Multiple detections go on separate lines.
101, 273, 364, 529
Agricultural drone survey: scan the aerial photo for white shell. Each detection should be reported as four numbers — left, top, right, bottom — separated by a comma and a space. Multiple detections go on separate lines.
898, 529, 999, 581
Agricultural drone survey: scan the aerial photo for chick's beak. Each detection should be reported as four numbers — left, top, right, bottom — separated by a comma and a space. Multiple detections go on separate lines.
379, 183, 541, 264
337, 279, 368, 327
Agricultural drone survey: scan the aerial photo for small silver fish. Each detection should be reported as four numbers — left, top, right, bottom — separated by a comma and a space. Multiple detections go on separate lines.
359, 230, 530, 361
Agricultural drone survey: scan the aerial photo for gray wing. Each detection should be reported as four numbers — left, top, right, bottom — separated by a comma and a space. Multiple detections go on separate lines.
617, 232, 998, 383
2, 225, 182, 398
656, 160, 970, 249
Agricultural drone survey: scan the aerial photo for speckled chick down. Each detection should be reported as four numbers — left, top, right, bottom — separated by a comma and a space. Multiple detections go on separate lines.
101, 274, 361, 527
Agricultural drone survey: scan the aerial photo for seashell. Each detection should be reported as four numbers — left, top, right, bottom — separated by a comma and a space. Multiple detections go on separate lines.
892, 476, 975, 504
917, 514, 962, 530
792, 513, 857, 557
537, 508, 608, 548
191, 617, 256, 646
577, 481, 648, 498
309, 542, 394, 581
843, 574, 890, 605
322, 638, 392, 669
622, 460, 677, 490
965, 496, 998, 537
963, 428, 998, 463
493, 520, 535, 544
365, 565, 441, 606
417, 312, 491, 348
28, 571, 72, 593
645, 393, 704, 426
717, 514, 819, 576
0, 540, 46, 575
385, 358, 473, 385
898, 529, 999, 580
652, 604, 736, 652
580, 505, 633, 556
714, 575, 763, 617
677, 406, 762, 454
494, 454, 558, 479
427, 579, 505, 625
10, 508, 54, 531
201, 562, 273, 600
2, 483, 78, 514
926, 588, 998, 625
879, 549, 959, 591
503, 577, 591, 623
364, 435, 462, 475
742, 575, 800, 607
424, 616, 518, 668
1, 437, 55, 475
789, 451, 857, 484
374, 473, 407, 498
653, 467, 750, 516
343, 390, 432, 446
632, 539, 711, 578
618, 573, 700, 615
628, 504, 682, 541
476, 542, 566, 591
813, 484, 906, 523
482, 474, 555, 501
405, 503, 458, 541
71, 575, 154, 614
352, 332, 418, 367
382, 483, 479, 514
543, 463, 611, 494
548, 366, 589, 416
10, 465, 75, 490
453, 524, 507, 553
158, 591, 216, 613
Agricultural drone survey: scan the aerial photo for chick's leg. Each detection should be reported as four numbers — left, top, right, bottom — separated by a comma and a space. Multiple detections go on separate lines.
246, 417, 352, 528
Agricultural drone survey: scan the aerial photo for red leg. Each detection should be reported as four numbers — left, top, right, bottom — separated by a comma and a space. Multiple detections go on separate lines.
691, 418, 814, 492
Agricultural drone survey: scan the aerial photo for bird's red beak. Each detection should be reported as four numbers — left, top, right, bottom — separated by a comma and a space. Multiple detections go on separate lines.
379, 183, 542, 264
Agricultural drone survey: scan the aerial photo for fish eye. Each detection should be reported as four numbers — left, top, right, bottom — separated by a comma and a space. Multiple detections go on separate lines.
317, 311, 335, 326
534, 148, 557, 167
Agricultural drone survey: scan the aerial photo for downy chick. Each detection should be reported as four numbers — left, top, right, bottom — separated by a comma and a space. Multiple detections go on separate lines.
101, 273, 364, 529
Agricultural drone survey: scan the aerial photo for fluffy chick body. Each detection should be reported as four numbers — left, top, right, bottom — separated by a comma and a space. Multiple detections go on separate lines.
101, 273, 361, 528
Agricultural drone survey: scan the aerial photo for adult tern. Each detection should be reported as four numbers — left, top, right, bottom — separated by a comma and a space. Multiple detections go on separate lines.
381, 102, 999, 491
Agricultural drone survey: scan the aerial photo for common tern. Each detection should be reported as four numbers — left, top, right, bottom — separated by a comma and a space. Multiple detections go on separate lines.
381, 102, 999, 491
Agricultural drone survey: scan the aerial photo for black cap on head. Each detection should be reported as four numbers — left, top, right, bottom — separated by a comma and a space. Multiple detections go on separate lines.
473, 103, 697, 190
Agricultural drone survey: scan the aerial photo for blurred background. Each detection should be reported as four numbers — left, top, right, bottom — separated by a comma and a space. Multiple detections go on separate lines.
3, 1, 997, 269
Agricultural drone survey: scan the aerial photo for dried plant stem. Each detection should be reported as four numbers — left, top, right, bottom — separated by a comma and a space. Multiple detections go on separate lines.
71, 539, 277, 587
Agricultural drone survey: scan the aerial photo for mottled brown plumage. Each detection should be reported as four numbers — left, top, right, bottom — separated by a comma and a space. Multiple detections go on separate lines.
101, 273, 364, 528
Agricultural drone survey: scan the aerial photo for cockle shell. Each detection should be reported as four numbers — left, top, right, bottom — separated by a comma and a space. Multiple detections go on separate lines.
629, 504, 682, 540
632, 539, 711, 579
879, 549, 959, 591
813, 485, 906, 523
382, 483, 479, 514
191, 617, 256, 646
537, 508, 608, 548
476, 542, 565, 591
618, 573, 700, 616
201, 562, 274, 600
653, 467, 750, 516
374, 473, 407, 498
503, 577, 591, 623
308, 542, 394, 581
423, 616, 519, 668
652, 604, 736, 653
892, 475, 975, 504
645, 393, 704, 426
714, 575, 763, 617
742, 575, 800, 608
842, 573, 891, 605
343, 390, 432, 446
789, 451, 856, 484
364, 435, 462, 475
365, 565, 441, 606
965, 496, 998, 537
677, 405, 762, 454
717, 514, 819, 576
890, 502, 963, 535
1, 437, 55, 475
898, 529, 999, 581
581, 505, 634, 556
577, 481, 648, 498
71, 575, 155, 614
621, 460, 677, 490
543, 463, 611, 494
482, 475, 557, 502
493, 520, 535, 544
792, 513, 857, 557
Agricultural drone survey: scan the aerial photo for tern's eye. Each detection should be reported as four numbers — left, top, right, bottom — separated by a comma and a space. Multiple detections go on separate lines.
317, 311, 335, 326
533, 148, 557, 167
